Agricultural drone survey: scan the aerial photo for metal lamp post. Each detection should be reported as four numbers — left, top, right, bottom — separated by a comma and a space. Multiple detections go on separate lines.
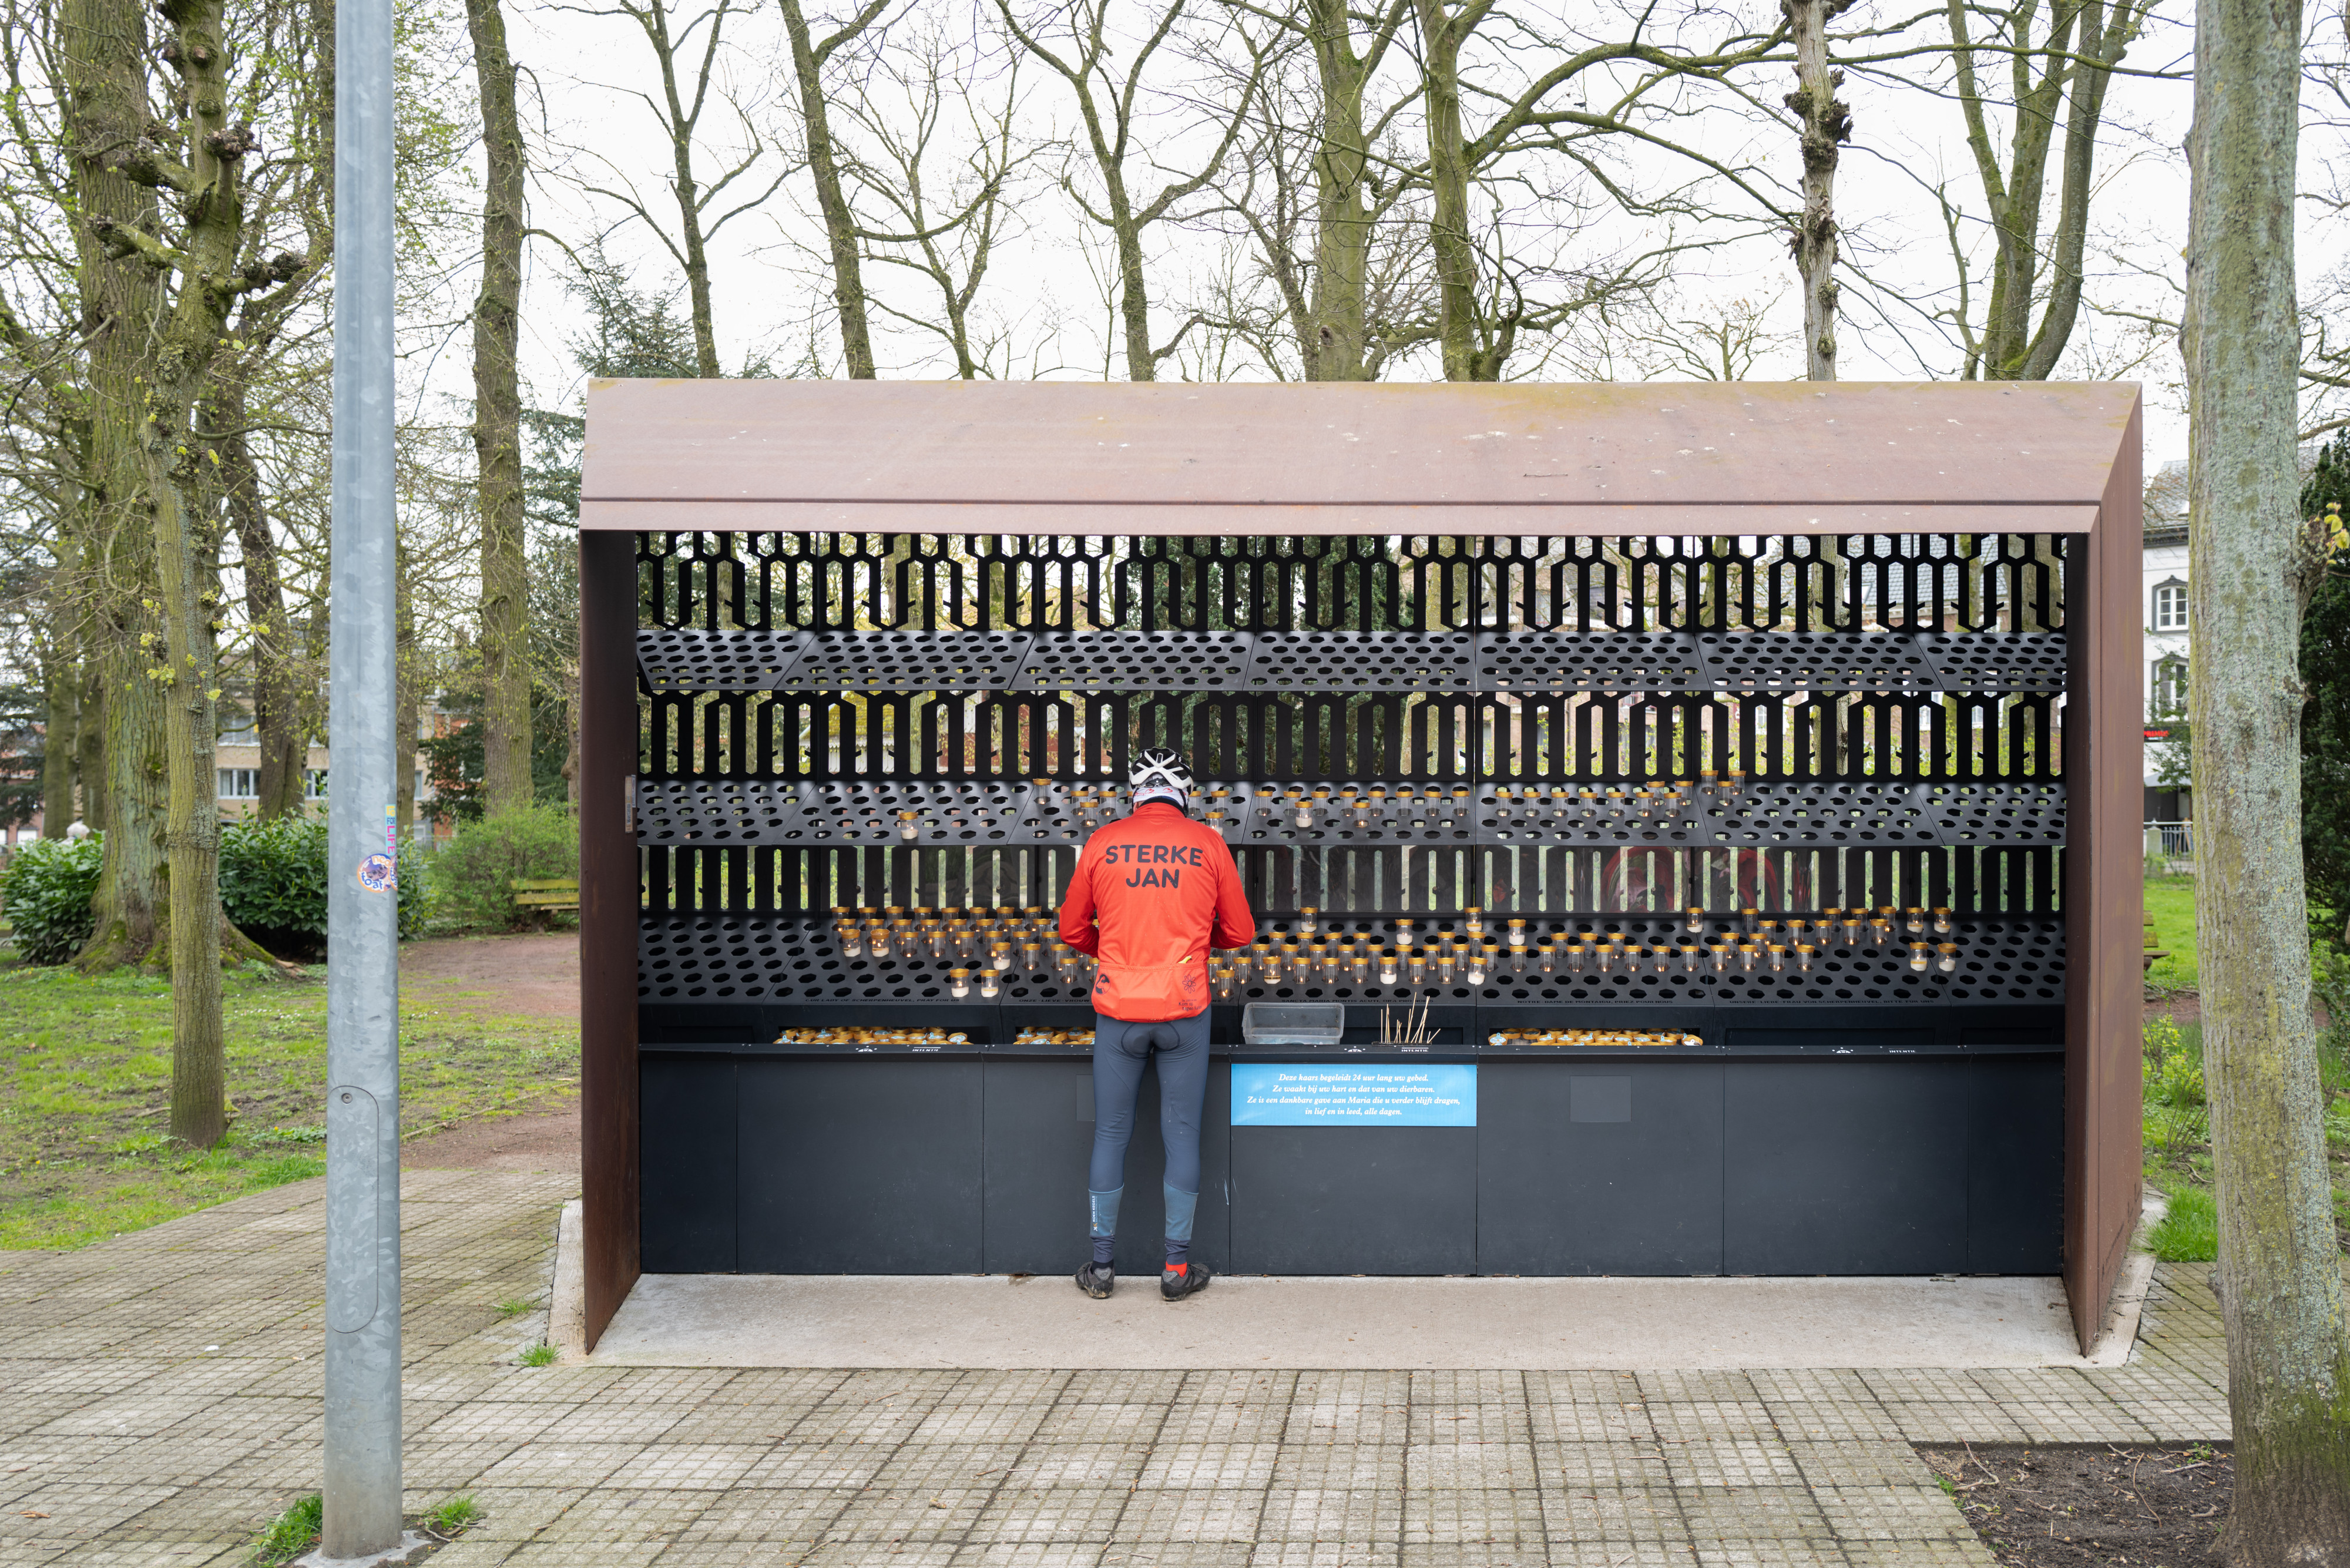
321, 0, 403, 1547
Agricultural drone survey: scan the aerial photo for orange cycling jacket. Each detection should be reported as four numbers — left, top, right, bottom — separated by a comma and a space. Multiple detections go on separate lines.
1058, 801, 1257, 1021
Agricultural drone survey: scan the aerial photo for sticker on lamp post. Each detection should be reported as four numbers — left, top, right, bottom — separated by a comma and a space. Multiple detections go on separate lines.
1231, 1063, 1476, 1127
357, 853, 397, 892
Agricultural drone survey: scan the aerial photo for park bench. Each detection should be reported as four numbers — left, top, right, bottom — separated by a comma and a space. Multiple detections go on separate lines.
510, 878, 580, 919
2143, 915, 2170, 974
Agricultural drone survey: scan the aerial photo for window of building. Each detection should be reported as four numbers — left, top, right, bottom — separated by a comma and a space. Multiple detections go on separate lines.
2152, 579, 2188, 631
2152, 657, 2190, 715
304, 768, 328, 799
217, 768, 258, 799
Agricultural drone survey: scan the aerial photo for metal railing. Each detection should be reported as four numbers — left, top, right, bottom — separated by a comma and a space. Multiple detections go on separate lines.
2145, 820, 2194, 857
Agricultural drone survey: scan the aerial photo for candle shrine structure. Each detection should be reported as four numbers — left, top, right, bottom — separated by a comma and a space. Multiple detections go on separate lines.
574, 380, 2144, 1354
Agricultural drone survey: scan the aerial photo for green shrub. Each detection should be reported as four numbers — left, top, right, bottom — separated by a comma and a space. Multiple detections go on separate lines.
0, 834, 106, 964
428, 805, 579, 932
219, 813, 427, 955
2147, 1186, 2218, 1263
2143, 1016, 2205, 1108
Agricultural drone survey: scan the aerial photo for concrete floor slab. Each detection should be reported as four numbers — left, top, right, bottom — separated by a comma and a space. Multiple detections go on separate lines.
588, 1271, 2100, 1371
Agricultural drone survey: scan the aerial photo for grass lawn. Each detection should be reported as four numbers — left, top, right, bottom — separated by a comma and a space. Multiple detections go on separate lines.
0, 959, 579, 1250
2140, 869, 2350, 1252
2143, 874, 2198, 992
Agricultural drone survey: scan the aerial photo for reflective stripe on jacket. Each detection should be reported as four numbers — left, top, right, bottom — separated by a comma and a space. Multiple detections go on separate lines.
1057, 801, 1257, 1022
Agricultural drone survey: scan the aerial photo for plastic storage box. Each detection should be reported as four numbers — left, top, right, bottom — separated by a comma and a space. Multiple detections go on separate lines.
1242, 1002, 1346, 1046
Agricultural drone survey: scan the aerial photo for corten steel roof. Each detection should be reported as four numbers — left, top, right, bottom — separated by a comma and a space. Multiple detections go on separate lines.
579, 378, 2141, 536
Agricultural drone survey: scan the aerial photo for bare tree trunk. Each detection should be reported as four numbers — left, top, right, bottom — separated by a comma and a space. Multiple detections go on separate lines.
76, 663, 106, 830
92, 0, 294, 1142
1412, 0, 1480, 381
1783, 0, 1851, 381
40, 620, 78, 836
468, 0, 533, 816
1304, 0, 1389, 380
396, 570, 417, 837
62, 0, 169, 967
216, 378, 305, 820
2186, 0, 2350, 1546
782, 0, 887, 380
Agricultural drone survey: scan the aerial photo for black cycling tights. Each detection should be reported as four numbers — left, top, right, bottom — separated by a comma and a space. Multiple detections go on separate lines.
1087, 1008, 1210, 1264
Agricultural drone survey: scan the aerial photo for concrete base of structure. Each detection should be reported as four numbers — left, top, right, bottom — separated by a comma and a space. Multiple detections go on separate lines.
293, 1531, 433, 1568
585, 1269, 2129, 1371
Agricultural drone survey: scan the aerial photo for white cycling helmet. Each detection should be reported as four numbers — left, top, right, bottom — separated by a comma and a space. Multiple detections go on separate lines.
1129, 746, 1195, 810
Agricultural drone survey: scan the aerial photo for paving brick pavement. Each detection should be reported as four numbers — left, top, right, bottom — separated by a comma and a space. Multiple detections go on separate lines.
0, 1171, 2238, 1566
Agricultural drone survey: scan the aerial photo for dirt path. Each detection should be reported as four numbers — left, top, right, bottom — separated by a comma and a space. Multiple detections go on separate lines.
402, 931, 581, 1020
400, 932, 583, 1172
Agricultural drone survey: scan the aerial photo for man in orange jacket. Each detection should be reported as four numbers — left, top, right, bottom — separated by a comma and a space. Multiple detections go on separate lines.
1058, 747, 1255, 1301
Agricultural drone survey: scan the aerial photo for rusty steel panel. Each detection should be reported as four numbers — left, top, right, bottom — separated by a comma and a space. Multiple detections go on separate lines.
579, 380, 2138, 535
579, 530, 643, 1348
2062, 397, 2144, 1353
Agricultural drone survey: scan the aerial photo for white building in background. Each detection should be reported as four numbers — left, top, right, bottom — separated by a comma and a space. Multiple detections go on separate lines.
2141, 459, 2191, 826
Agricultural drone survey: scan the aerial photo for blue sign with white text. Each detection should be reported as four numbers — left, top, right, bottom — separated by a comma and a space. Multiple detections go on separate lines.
1230, 1064, 1477, 1127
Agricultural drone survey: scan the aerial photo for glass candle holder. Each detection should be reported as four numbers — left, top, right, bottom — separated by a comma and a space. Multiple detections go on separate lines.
1564, 944, 1586, 975
1741, 906, 1761, 936
1785, 918, 1810, 942
1680, 944, 1702, 974
1507, 918, 1528, 949
1842, 911, 1865, 945
898, 810, 919, 841
1020, 943, 1041, 975
1407, 956, 1427, 987
1908, 945, 1931, 972
1378, 952, 1399, 985
1738, 944, 1760, 972
990, 942, 1013, 972
1466, 953, 1488, 986
1796, 942, 1817, 972
1937, 942, 1959, 972
1685, 906, 1706, 936
1767, 943, 1787, 973
1868, 918, 1892, 948
1595, 942, 1617, 975
1463, 906, 1484, 941
1649, 945, 1673, 978
1536, 942, 1557, 975
1904, 906, 1926, 937
1933, 906, 1954, 936
1394, 919, 1416, 950
949, 967, 971, 998
979, 968, 1001, 998
1351, 949, 1371, 984
1710, 943, 1730, 972
840, 928, 864, 958
1298, 906, 1320, 937
1435, 949, 1456, 984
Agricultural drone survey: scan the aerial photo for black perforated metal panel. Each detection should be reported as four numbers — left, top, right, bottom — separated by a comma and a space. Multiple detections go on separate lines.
1238, 781, 1483, 847
637, 629, 807, 693
1699, 783, 1941, 847
1694, 632, 1940, 693
1923, 782, 2067, 845
640, 911, 2063, 1010
786, 631, 1035, 691
1016, 631, 1254, 691
1921, 632, 2068, 694
1244, 632, 1477, 692
635, 779, 803, 844
1471, 783, 1702, 846
1476, 631, 1701, 693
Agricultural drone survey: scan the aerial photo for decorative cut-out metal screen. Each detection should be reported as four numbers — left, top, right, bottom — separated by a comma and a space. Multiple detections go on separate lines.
633, 531, 2068, 1012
